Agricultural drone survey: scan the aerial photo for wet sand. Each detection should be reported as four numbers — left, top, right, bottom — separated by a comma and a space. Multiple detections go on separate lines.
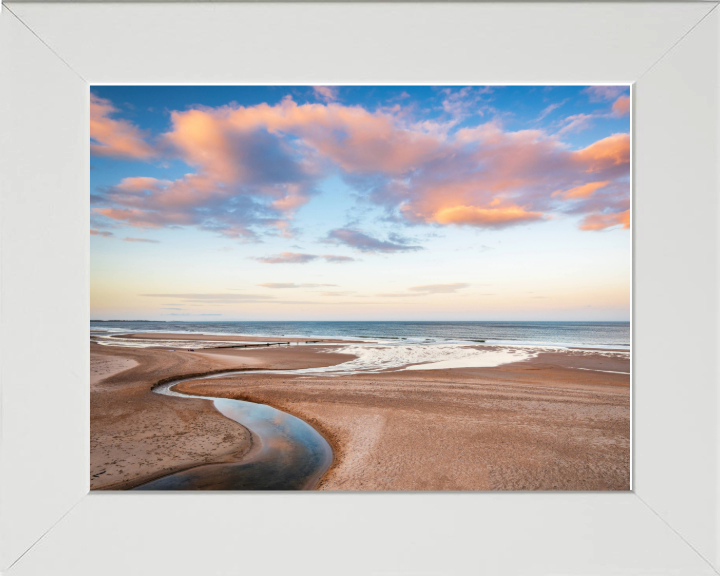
91, 341, 630, 491
90, 343, 354, 489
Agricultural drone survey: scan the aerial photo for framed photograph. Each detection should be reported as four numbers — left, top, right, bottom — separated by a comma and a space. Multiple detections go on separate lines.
87, 82, 632, 495
1, 2, 718, 575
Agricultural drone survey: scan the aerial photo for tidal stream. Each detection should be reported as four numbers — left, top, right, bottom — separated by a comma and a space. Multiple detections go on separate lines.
134, 376, 333, 490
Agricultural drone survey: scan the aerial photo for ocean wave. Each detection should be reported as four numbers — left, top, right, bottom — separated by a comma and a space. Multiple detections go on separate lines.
281, 343, 538, 374
92, 331, 630, 375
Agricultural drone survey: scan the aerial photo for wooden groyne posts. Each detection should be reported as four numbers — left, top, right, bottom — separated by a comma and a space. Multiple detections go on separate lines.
206, 340, 323, 350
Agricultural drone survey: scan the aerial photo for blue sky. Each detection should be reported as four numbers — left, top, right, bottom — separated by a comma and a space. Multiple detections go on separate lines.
90, 85, 630, 321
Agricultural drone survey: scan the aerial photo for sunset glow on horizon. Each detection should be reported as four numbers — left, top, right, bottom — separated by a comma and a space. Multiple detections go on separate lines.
90, 86, 630, 321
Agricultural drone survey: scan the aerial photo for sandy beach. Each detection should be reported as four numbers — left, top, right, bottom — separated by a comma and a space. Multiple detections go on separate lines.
91, 335, 630, 491
90, 340, 355, 489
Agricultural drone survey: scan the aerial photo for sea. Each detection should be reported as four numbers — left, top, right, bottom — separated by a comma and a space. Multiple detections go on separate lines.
90, 320, 630, 350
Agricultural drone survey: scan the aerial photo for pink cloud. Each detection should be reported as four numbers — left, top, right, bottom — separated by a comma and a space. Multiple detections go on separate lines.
536, 100, 567, 121
115, 176, 172, 192
612, 95, 631, 117
94, 94, 630, 237
92, 98, 321, 238
90, 229, 113, 238
584, 86, 626, 102
90, 94, 155, 160
172, 98, 443, 176
431, 204, 544, 228
557, 113, 594, 135
553, 181, 610, 199
573, 134, 630, 174
313, 86, 339, 102
95, 206, 194, 228
440, 86, 493, 120
376, 124, 629, 231
579, 209, 630, 231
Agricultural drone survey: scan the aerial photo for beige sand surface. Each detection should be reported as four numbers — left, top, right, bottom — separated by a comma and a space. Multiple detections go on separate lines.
91, 344, 254, 489
175, 348, 630, 491
90, 343, 355, 489
91, 354, 138, 388
92, 341, 630, 491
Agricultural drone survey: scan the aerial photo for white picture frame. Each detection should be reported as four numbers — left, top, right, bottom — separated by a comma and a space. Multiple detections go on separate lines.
0, 2, 718, 574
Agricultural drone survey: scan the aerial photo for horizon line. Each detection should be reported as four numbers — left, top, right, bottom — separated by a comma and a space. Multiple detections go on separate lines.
90, 319, 631, 323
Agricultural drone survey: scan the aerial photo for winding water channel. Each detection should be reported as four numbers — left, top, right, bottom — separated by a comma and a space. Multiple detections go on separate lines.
134, 375, 333, 491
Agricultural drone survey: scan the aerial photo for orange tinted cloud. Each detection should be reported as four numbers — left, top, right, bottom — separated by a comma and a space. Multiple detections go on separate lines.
573, 134, 630, 174
579, 209, 630, 231
432, 204, 544, 228
90, 94, 154, 160
164, 109, 238, 182
612, 96, 630, 117
96, 99, 442, 234
95, 207, 193, 228
384, 124, 628, 230
114, 176, 171, 193
553, 181, 609, 199
94, 95, 630, 237
167, 99, 441, 177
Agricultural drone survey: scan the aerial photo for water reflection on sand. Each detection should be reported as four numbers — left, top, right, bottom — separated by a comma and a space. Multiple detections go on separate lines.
135, 381, 332, 491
